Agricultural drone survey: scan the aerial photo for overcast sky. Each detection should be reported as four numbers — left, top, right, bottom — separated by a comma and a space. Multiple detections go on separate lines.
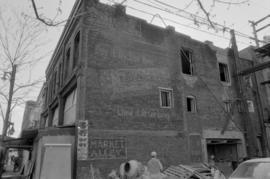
0, 0, 270, 137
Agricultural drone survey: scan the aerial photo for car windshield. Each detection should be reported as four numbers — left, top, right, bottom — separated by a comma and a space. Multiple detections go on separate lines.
230, 162, 270, 179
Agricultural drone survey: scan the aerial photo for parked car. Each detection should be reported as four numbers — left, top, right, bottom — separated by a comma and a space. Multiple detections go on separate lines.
164, 163, 226, 179
229, 158, 270, 179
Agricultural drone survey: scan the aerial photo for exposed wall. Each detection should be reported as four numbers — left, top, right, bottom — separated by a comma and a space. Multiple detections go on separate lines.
75, 1, 254, 178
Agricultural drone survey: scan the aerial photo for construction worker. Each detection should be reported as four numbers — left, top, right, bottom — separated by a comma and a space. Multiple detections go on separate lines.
147, 151, 163, 179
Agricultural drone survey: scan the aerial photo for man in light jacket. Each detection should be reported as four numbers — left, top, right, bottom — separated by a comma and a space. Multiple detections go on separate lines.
147, 151, 163, 179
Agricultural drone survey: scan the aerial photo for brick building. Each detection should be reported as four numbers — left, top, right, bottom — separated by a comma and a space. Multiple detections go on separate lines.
23, 0, 269, 178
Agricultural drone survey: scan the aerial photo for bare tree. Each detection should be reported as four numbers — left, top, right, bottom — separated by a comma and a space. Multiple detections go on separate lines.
0, 10, 47, 137
30, 0, 65, 26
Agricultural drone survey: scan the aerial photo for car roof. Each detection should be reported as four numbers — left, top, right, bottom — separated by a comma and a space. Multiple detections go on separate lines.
243, 158, 270, 163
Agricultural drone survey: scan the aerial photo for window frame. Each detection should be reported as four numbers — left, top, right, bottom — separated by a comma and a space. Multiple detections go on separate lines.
180, 48, 194, 75
63, 88, 77, 125
73, 31, 80, 69
224, 100, 233, 113
64, 46, 71, 79
247, 100, 255, 113
218, 62, 230, 83
186, 95, 196, 113
159, 87, 173, 108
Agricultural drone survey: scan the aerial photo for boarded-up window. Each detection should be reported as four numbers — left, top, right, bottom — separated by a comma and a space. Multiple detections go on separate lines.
219, 63, 230, 82
40, 144, 72, 179
52, 106, 59, 127
159, 88, 173, 108
63, 89, 77, 125
73, 32, 80, 69
181, 48, 193, 75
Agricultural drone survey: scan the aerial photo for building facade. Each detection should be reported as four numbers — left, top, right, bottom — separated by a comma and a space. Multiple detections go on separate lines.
25, 0, 269, 178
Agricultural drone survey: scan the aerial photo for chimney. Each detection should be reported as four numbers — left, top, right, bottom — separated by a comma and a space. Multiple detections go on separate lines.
113, 4, 126, 17
204, 40, 214, 47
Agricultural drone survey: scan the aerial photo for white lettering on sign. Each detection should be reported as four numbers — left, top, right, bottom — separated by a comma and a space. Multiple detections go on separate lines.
77, 120, 89, 160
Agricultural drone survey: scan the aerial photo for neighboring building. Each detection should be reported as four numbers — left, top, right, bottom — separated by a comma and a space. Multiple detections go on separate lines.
21, 101, 41, 130
14, 1, 269, 179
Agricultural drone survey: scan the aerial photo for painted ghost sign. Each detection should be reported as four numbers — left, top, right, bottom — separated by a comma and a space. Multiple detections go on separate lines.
89, 138, 127, 160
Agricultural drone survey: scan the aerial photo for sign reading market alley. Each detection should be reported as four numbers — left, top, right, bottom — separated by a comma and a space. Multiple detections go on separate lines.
89, 138, 127, 160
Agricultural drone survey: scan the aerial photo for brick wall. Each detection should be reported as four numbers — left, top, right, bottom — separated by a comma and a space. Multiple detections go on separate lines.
74, 1, 264, 178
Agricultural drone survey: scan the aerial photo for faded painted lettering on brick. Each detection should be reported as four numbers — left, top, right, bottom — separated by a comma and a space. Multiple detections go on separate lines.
89, 138, 127, 160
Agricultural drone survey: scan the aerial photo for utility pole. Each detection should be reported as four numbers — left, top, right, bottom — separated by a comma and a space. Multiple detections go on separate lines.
230, 30, 259, 157
249, 14, 270, 47
249, 15, 270, 156
0, 64, 17, 177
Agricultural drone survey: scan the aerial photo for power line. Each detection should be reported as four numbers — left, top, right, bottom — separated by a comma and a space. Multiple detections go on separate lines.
126, 5, 252, 46
134, 0, 259, 41
103, 0, 253, 46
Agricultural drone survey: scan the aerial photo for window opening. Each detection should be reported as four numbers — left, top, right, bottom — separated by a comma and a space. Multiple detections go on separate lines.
73, 32, 80, 68
181, 48, 193, 75
187, 96, 196, 112
219, 63, 230, 82
160, 89, 173, 108
65, 48, 71, 78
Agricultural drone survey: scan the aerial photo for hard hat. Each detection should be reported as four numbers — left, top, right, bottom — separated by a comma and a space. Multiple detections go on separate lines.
151, 151, 157, 157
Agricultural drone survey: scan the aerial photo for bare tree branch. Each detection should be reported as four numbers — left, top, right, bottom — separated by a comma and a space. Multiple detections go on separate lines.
13, 80, 43, 95
0, 91, 9, 102
0, 9, 48, 138
0, 104, 5, 123
30, 0, 66, 26
196, 0, 215, 29
215, 0, 249, 5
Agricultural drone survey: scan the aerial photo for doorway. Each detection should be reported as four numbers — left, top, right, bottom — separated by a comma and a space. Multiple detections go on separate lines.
207, 139, 240, 177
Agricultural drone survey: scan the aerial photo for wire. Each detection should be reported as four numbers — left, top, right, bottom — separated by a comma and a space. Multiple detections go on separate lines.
135, 0, 258, 41
103, 0, 253, 46
126, 5, 252, 46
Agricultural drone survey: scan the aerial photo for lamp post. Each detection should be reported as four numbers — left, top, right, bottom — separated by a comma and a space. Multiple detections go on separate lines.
0, 64, 17, 176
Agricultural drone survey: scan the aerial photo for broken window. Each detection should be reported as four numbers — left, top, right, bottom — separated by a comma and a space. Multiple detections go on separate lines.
73, 31, 80, 69
181, 48, 193, 75
219, 63, 230, 82
187, 96, 196, 112
160, 88, 173, 108
65, 48, 71, 78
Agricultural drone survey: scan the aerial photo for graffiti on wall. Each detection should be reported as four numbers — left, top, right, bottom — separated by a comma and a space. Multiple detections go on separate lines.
89, 138, 127, 160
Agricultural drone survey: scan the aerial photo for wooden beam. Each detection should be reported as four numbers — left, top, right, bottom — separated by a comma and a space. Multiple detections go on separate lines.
261, 80, 270, 85
238, 60, 270, 76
